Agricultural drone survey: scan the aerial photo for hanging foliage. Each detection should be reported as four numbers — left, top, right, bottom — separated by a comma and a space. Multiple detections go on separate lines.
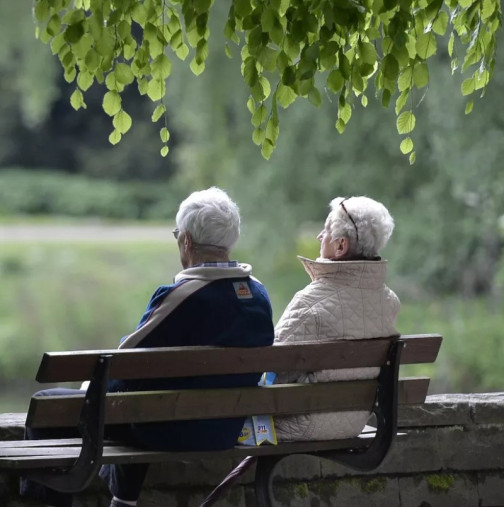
32, 0, 502, 161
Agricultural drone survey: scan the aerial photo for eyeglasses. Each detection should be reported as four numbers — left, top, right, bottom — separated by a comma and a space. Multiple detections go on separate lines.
340, 198, 359, 244
172, 228, 180, 239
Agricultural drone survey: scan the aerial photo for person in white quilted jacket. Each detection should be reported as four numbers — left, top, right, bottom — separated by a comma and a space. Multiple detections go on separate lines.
274, 196, 401, 441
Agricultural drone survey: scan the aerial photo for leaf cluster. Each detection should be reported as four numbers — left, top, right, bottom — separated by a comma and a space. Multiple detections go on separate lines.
33, 0, 502, 160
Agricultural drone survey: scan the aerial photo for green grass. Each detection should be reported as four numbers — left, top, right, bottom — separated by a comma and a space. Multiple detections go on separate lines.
1, 229, 503, 411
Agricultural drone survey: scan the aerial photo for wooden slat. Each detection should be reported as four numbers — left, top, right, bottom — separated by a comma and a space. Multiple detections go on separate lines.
36, 334, 442, 383
0, 434, 386, 470
26, 377, 429, 428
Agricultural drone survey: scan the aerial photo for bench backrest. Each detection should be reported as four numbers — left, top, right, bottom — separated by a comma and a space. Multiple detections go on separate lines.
26, 334, 442, 429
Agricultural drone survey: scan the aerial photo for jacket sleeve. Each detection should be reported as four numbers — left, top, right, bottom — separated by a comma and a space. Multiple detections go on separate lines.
274, 293, 316, 383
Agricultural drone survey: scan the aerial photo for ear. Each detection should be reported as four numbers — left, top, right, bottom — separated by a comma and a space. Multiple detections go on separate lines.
183, 232, 193, 251
332, 237, 350, 259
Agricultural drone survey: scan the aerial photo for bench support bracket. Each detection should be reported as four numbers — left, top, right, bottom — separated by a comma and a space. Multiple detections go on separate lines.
254, 339, 404, 506
23, 354, 111, 493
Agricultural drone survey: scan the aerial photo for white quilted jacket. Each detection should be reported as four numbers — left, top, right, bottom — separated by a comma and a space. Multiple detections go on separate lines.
274, 256, 400, 441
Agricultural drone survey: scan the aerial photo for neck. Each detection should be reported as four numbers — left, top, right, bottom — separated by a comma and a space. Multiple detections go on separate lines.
188, 248, 230, 267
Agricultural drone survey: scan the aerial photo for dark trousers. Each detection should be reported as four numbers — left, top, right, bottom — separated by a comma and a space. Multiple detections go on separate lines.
20, 388, 149, 507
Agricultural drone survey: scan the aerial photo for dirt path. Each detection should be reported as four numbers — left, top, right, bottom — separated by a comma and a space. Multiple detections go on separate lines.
0, 223, 172, 242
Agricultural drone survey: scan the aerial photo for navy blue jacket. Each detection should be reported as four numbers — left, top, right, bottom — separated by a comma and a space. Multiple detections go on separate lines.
107, 263, 274, 451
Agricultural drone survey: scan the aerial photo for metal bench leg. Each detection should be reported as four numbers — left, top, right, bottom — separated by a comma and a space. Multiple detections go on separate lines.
314, 339, 405, 471
255, 455, 285, 507
23, 354, 111, 493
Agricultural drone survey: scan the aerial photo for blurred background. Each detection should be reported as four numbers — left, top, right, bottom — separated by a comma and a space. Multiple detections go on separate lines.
1, 1, 503, 411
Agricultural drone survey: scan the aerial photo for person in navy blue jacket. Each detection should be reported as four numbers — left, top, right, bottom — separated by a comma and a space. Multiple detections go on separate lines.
21, 187, 275, 507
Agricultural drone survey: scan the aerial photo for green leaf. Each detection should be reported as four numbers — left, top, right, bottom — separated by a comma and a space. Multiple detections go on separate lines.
77, 71, 94, 91
84, 48, 101, 71
413, 62, 429, 89
190, 58, 205, 76
102, 90, 122, 116
396, 110, 416, 134
109, 129, 122, 145
339, 102, 352, 124
151, 54, 172, 80
114, 63, 135, 85
395, 90, 409, 114
147, 79, 165, 101
35, 0, 51, 23
234, 0, 253, 18
381, 88, 391, 107
358, 41, 378, 65
137, 77, 148, 95
335, 118, 346, 134
252, 127, 265, 145
398, 67, 413, 91
152, 104, 166, 122
409, 151, 416, 164
465, 100, 474, 115
432, 11, 449, 35
400, 136, 414, 154
64, 22, 85, 44
415, 32, 437, 59
160, 127, 170, 143
113, 110, 132, 134
252, 105, 268, 127
308, 86, 322, 107
327, 69, 344, 93
261, 139, 275, 160
265, 118, 279, 143
70, 88, 85, 110
160, 145, 170, 157
277, 83, 297, 108
461, 77, 475, 96
382, 54, 399, 80
46, 15, 62, 37
243, 57, 258, 87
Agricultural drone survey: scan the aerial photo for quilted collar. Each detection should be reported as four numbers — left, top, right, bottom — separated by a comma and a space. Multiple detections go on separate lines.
297, 256, 388, 289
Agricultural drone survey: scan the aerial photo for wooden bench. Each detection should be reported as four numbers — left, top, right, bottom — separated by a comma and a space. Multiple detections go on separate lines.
0, 333, 442, 506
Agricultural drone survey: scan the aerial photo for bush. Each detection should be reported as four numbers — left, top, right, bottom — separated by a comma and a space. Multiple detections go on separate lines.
0, 168, 182, 219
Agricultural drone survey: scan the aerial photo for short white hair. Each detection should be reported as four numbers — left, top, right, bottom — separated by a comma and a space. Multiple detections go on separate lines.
175, 187, 240, 251
327, 196, 394, 258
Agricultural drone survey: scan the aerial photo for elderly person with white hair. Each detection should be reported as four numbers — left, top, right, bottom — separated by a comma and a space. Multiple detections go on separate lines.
274, 196, 400, 442
21, 187, 275, 507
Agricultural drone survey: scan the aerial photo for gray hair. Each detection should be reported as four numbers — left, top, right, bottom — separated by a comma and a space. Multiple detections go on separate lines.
327, 196, 394, 258
175, 187, 240, 252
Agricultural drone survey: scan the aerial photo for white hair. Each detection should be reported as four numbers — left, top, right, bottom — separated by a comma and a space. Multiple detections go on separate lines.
175, 187, 240, 251
327, 196, 394, 258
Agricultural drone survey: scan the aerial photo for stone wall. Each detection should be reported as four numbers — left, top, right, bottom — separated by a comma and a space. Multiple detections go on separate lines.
1, 393, 504, 507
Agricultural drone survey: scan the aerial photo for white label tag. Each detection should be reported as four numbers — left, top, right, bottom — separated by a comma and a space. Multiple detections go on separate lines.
233, 281, 253, 299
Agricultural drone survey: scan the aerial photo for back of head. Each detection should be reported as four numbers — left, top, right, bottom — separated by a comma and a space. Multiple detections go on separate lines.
328, 196, 394, 259
176, 187, 240, 251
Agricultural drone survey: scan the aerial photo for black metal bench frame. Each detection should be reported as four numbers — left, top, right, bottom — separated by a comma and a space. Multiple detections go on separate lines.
21, 340, 405, 506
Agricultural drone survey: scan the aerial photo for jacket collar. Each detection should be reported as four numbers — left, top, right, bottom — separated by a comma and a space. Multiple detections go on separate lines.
297, 256, 388, 289
174, 263, 252, 283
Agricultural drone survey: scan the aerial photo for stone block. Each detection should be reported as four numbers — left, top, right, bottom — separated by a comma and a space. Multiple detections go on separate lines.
319, 427, 444, 477
438, 425, 504, 470
0, 414, 26, 441
399, 396, 472, 428
478, 471, 504, 506
469, 393, 504, 425
139, 484, 245, 507
144, 457, 248, 487
272, 476, 399, 507
273, 454, 322, 482
399, 472, 479, 507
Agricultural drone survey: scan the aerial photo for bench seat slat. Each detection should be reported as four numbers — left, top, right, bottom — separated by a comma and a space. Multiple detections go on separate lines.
0, 435, 385, 470
36, 334, 442, 383
26, 377, 429, 428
